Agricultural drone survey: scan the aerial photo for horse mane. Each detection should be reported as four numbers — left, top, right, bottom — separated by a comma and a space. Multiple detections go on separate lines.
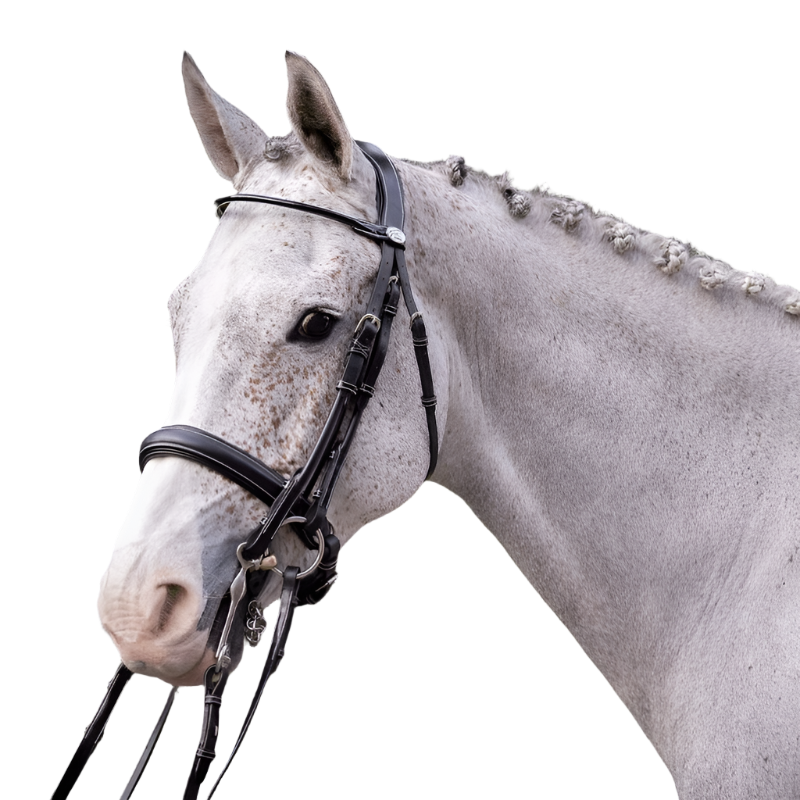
264, 138, 800, 316
407, 155, 800, 318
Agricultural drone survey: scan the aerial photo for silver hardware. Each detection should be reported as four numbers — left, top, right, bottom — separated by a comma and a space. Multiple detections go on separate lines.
215, 644, 232, 672
214, 515, 318, 669
254, 517, 306, 610
285, 515, 307, 524
354, 313, 381, 335
386, 227, 406, 245
214, 542, 263, 671
244, 600, 267, 646
270, 527, 325, 579
316, 574, 338, 592
410, 311, 423, 324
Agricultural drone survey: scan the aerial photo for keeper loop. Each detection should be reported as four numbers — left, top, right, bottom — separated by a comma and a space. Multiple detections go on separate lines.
354, 313, 381, 335
336, 380, 359, 395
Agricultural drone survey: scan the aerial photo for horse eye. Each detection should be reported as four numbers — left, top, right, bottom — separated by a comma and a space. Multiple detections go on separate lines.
297, 310, 335, 339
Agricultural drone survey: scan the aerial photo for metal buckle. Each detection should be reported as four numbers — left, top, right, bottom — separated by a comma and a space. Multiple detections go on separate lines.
213, 514, 303, 671
269, 527, 325, 579
354, 313, 381, 335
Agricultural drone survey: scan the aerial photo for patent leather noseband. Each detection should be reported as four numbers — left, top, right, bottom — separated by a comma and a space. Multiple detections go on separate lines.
53, 142, 438, 800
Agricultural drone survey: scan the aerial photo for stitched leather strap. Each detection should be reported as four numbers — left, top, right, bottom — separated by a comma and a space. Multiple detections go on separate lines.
215, 194, 400, 244
240, 316, 380, 562
139, 425, 299, 511
206, 567, 301, 798
119, 686, 177, 800
51, 664, 133, 800
359, 141, 438, 477
182, 665, 230, 800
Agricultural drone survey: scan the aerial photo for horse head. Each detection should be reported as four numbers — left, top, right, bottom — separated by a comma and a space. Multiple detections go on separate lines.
97, 53, 442, 686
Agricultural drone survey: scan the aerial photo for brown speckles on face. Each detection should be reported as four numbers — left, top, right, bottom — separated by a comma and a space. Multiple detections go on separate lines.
160, 156, 428, 551
238, 351, 339, 475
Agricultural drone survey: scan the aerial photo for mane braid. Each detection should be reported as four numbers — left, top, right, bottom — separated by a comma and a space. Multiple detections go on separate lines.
409, 157, 800, 318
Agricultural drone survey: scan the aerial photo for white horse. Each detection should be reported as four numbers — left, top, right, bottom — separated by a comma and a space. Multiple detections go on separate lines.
98, 52, 800, 799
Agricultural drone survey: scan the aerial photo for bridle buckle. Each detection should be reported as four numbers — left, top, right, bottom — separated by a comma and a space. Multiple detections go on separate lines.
354, 313, 381, 335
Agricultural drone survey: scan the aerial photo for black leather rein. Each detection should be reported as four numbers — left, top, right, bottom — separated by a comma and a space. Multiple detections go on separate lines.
52, 142, 438, 800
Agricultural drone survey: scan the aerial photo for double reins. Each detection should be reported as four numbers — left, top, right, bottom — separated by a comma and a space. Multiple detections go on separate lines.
53, 142, 438, 799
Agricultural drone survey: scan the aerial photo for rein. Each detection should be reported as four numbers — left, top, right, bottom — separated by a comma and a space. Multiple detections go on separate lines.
52, 142, 438, 799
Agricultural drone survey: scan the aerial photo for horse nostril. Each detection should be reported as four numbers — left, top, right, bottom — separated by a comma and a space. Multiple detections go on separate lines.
157, 583, 186, 632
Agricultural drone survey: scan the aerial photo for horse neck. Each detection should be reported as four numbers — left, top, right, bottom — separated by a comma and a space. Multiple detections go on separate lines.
401, 161, 800, 748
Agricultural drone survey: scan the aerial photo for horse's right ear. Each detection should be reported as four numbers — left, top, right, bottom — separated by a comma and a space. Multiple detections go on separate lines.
182, 52, 267, 182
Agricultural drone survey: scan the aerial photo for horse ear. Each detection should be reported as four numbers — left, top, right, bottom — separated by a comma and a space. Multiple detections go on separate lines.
182, 52, 267, 182
285, 51, 354, 181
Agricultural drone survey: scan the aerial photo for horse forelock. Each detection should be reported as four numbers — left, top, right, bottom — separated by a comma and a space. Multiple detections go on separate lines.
409, 156, 800, 319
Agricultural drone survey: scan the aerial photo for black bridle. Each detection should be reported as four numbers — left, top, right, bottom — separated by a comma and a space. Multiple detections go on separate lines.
52, 142, 438, 799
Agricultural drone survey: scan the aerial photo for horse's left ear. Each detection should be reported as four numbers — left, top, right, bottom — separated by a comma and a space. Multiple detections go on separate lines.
285, 51, 354, 181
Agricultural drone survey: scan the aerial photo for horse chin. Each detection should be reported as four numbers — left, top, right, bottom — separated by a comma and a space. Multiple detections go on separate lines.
112, 593, 247, 687
154, 647, 218, 687
161, 635, 244, 687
